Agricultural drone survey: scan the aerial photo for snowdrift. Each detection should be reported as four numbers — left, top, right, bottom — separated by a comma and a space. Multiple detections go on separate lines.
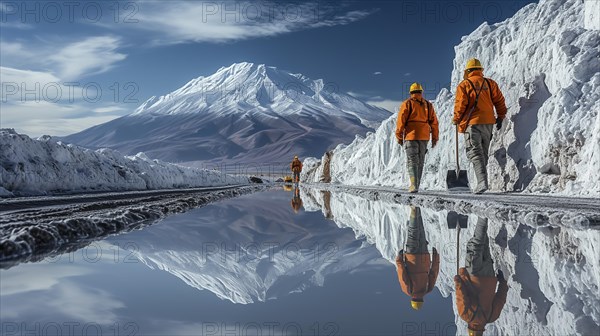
0, 129, 248, 197
305, 0, 600, 196
302, 187, 600, 335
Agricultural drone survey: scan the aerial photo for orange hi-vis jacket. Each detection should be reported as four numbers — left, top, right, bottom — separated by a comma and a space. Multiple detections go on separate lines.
291, 198, 303, 212
291, 159, 303, 173
454, 268, 509, 332
396, 94, 439, 142
453, 70, 507, 133
395, 249, 440, 299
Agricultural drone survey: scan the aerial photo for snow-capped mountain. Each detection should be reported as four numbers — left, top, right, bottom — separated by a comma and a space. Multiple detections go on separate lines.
123, 191, 382, 304
63, 63, 390, 165
305, 0, 600, 196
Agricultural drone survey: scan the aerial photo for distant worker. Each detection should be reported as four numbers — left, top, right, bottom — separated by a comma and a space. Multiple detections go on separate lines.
290, 155, 303, 184
395, 83, 439, 193
291, 186, 303, 213
453, 58, 507, 194
455, 217, 509, 335
395, 206, 440, 311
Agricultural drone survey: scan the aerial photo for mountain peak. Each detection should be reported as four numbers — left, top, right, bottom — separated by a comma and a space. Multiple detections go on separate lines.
217, 62, 266, 76
131, 62, 390, 128
65, 62, 392, 165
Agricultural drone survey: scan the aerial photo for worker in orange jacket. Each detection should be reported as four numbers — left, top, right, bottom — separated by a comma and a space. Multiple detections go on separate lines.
455, 217, 509, 335
290, 186, 303, 213
290, 156, 303, 184
453, 58, 508, 194
396, 83, 439, 193
395, 206, 440, 310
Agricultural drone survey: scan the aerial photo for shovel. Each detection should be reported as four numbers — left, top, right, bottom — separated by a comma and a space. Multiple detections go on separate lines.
447, 211, 468, 274
456, 224, 460, 274
446, 211, 468, 229
446, 125, 469, 190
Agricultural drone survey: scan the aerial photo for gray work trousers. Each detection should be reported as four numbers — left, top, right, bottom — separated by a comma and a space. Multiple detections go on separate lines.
405, 140, 428, 188
465, 217, 495, 277
464, 124, 494, 187
405, 207, 429, 254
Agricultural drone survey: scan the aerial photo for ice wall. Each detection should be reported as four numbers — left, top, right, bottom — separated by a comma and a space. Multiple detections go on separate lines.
305, 0, 600, 196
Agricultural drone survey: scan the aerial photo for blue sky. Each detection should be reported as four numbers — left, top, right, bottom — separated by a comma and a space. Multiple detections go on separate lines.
1, 0, 537, 136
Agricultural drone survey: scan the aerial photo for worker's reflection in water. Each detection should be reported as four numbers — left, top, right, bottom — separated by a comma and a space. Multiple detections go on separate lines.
321, 190, 333, 220
455, 217, 509, 336
395, 206, 440, 311
291, 186, 303, 213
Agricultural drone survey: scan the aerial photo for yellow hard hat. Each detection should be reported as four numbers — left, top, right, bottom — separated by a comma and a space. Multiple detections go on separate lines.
465, 58, 484, 70
410, 300, 423, 310
409, 82, 423, 93
294, 155, 298, 159
468, 328, 484, 336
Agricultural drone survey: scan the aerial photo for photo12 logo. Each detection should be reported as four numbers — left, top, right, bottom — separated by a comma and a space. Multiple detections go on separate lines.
398, 1, 518, 23
1, 81, 139, 104
0, 1, 139, 24
199, 321, 340, 336
0, 322, 139, 336
196, 2, 324, 24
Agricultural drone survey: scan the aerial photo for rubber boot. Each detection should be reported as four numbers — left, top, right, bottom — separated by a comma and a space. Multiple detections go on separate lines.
408, 166, 419, 193
473, 159, 488, 194
417, 164, 424, 191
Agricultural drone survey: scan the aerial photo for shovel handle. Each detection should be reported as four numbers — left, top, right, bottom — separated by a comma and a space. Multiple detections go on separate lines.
456, 225, 460, 274
455, 125, 460, 173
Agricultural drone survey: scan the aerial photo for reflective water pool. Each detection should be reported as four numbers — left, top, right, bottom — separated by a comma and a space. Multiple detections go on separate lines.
1, 187, 598, 336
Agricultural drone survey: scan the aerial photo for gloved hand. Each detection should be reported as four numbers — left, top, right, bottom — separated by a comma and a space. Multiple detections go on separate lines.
496, 117, 503, 131
396, 249, 404, 260
432, 247, 438, 255
431, 139, 438, 148
496, 269, 505, 281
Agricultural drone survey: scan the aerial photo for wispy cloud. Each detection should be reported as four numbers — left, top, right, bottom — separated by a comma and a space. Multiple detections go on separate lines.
404, 72, 411, 77
0, 21, 34, 29
1, 67, 130, 136
1, 36, 126, 80
48, 36, 126, 80
373, 71, 382, 75
347, 91, 369, 99
131, 2, 376, 44
348, 91, 400, 113
367, 99, 402, 113
1, 264, 124, 325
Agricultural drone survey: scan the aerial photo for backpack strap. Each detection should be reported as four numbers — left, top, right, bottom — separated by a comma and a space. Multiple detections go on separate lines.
484, 78, 493, 101
405, 99, 413, 124
406, 98, 434, 124
461, 79, 487, 124
426, 100, 432, 124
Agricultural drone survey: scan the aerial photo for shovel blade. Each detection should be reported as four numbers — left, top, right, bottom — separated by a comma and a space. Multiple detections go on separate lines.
446, 169, 469, 190
447, 211, 469, 229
